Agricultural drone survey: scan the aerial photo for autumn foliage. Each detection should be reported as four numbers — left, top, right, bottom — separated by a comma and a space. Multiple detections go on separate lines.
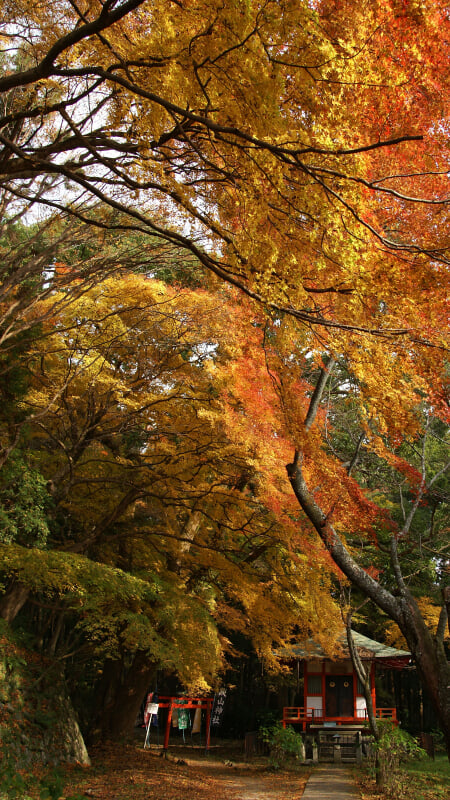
0, 0, 448, 758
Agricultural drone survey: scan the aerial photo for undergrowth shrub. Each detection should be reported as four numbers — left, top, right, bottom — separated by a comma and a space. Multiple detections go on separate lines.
259, 723, 304, 769
0, 759, 84, 800
367, 720, 427, 793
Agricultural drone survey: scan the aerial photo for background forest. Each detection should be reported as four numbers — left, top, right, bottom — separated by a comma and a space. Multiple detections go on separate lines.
0, 0, 448, 767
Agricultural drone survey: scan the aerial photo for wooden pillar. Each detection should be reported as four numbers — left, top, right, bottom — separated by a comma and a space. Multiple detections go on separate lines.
205, 700, 212, 750
303, 661, 308, 713
371, 662, 376, 713
163, 701, 173, 750
321, 662, 326, 720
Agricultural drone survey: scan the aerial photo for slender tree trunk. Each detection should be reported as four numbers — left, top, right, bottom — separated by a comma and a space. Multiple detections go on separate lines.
444, 587, 450, 638
48, 611, 65, 656
345, 612, 379, 740
346, 610, 384, 785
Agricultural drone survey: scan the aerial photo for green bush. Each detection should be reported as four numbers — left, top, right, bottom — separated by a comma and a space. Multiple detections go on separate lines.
429, 729, 446, 754
259, 723, 304, 769
367, 721, 427, 791
0, 761, 84, 800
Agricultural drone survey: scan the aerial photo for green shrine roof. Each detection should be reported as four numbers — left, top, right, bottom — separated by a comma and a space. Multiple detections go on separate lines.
278, 631, 410, 664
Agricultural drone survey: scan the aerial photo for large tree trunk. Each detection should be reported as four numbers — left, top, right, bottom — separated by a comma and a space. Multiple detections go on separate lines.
0, 579, 30, 623
397, 594, 450, 759
89, 651, 157, 744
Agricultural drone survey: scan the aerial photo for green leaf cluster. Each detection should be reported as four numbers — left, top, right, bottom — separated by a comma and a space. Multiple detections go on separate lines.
0, 455, 51, 548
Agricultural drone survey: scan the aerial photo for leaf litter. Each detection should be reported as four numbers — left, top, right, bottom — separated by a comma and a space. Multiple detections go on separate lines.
62, 743, 310, 800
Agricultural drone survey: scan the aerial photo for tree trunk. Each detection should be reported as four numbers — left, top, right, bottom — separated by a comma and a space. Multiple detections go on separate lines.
346, 612, 384, 787
444, 587, 450, 638
346, 615, 379, 738
0, 579, 29, 623
89, 651, 157, 744
397, 595, 450, 759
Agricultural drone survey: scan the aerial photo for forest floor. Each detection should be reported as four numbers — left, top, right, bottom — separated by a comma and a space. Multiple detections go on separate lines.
4, 740, 448, 799
355, 755, 450, 800
60, 741, 311, 800
60, 744, 450, 800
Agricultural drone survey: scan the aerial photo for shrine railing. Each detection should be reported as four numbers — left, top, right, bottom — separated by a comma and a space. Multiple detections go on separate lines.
282, 706, 397, 728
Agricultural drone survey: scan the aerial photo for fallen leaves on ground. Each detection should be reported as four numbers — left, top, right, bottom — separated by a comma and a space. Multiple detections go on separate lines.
62, 744, 310, 800
355, 758, 450, 800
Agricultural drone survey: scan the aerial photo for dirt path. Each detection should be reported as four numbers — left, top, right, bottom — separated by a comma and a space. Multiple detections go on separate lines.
214, 771, 308, 800
164, 744, 310, 799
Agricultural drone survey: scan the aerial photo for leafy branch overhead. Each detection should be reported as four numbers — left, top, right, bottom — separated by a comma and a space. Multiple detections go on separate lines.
0, 272, 342, 694
0, 0, 448, 339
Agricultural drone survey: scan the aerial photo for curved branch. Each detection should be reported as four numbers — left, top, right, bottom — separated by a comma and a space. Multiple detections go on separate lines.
0, 0, 147, 94
304, 357, 335, 432
286, 457, 400, 621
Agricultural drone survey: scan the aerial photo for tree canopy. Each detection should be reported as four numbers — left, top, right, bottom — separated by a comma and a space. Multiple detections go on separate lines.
1, 1, 447, 323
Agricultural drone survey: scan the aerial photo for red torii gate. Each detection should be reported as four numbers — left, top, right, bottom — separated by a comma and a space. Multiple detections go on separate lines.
155, 696, 215, 750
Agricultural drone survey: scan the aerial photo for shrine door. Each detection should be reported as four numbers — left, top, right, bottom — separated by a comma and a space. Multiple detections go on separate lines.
325, 676, 354, 718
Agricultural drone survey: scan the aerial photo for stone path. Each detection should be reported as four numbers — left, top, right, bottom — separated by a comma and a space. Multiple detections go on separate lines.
197, 763, 360, 800
151, 744, 362, 800
188, 767, 309, 800
302, 765, 360, 800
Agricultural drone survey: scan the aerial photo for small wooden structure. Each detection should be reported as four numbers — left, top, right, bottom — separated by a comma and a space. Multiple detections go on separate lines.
279, 631, 410, 760
153, 695, 214, 751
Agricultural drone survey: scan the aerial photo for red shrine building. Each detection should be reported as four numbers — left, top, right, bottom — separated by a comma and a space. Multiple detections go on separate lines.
280, 631, 410, 732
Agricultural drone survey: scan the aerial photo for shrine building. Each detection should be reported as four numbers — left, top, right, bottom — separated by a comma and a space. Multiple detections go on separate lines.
280, 631, 410, 732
